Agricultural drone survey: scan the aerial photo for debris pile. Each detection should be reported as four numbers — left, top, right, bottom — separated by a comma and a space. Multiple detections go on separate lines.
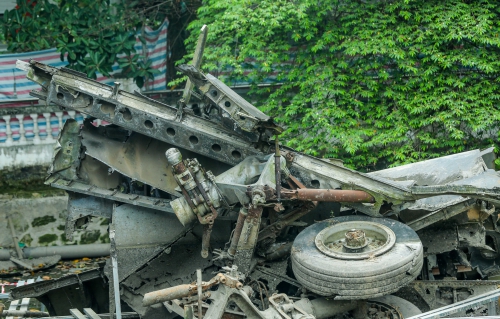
10, 26, 500, 319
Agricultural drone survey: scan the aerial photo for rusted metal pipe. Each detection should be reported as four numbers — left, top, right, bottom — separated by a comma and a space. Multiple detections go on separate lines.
143, 274, 222, 307
228, 209, 248, 257
143, 284, 194, 306
282, 189, 375, 203
233, 206, 264, 274
201, 223, 213, 258
275, 137, 281, 203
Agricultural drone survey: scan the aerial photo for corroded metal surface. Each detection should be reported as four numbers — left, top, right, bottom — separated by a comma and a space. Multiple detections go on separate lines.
16, 38, 500, 319
281, 188, 375, 203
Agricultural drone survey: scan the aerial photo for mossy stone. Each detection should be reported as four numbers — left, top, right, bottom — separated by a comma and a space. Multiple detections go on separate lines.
32, 215, 56, 227
80, 230, 101, 244
38, 234, 58, 245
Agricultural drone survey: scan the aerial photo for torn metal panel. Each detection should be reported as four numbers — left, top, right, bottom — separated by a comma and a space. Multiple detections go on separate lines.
481, 147, 497, 170
178, 65, 281, 135
112, 204, 193, 282
66, 192, 114, 240
49, 119, 82, 181
78, 155, 122, 190
470, 244, 500, 277
10, 267, 109, 316
41, 65, 265, 165
369, 149, 489, 186
182, 25, 208, 105
81, 123, 230, 197
405, 199, 477, 231
410, 169, 500, 203
215, 154, 283, 205
46, 175, 174, 213
457, 223, 494, 252
418, 223, 493, 256
120, 243, 224, 317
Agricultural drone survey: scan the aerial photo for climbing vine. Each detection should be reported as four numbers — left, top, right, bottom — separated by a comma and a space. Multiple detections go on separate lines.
177, 0, 500, 170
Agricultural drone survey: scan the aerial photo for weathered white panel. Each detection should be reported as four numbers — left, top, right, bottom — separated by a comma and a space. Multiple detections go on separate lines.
0, 143, 55, 169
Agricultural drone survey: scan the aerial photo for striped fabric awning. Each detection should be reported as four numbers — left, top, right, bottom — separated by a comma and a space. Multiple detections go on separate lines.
0, 19, 168, 108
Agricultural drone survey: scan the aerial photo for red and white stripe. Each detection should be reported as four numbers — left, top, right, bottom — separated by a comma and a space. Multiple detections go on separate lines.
0, 19, 168, 108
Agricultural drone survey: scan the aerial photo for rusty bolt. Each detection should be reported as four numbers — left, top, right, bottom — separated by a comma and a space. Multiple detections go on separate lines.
284, 151, 295, 162
344, 229, 367, 249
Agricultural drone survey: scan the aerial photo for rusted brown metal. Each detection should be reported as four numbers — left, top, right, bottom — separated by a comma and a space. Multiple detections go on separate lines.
228, 209, 248, 257
281, 188, 375, 203
288, 174, 306, 189
201, 223, 213, 258
258, 201, 317, 242
275, 138, 281, 203
257, 175, 320, 241
173, 161, 187, 175
233, 206, 264, 274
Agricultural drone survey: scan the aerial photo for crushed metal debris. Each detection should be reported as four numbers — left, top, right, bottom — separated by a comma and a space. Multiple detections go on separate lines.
8, 25, 500, 319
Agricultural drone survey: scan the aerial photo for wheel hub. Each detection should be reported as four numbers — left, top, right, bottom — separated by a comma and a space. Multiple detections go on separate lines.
343, 229, 368, 252
315, 221, 396, 260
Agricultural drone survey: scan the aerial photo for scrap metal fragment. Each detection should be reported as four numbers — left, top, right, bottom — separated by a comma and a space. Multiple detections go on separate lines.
407, 288, 500, 318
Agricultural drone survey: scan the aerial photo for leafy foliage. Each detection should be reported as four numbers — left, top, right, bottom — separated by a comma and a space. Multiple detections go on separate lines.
178, 0, 500, 170
2, 0, 160, 86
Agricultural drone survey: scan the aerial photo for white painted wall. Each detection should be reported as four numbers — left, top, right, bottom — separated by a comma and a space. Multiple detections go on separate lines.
0, 143, 54, 170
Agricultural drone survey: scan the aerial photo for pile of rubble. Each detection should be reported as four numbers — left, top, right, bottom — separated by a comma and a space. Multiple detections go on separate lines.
6, 26, 500, 319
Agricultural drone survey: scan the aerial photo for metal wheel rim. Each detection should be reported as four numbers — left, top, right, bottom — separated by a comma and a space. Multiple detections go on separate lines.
315, 221, 396, 260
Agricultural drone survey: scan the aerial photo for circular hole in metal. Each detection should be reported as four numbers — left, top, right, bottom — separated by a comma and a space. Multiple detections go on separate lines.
224, 101, 231, 107
212, 144, 221, 152
231, 150, 241, 159
211, 90, 218, 97
167, 128, 176, 136
311, 180, 320, 188
144, 120, 154, 129
120, 108, 132, 121
189, 135, 199, 144
57, 93, 64, 100
100, 102, 116, 115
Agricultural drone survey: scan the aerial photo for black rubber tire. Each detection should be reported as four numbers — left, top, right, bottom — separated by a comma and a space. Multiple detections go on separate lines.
291, 216, 423, 299
292, 255, 423, 291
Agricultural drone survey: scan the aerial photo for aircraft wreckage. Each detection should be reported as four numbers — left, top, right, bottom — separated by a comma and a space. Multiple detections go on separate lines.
11, 27, 500, 319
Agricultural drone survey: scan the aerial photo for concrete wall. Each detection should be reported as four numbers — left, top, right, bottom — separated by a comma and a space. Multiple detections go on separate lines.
0, 196, 109, 248
0, 144, 54, 170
